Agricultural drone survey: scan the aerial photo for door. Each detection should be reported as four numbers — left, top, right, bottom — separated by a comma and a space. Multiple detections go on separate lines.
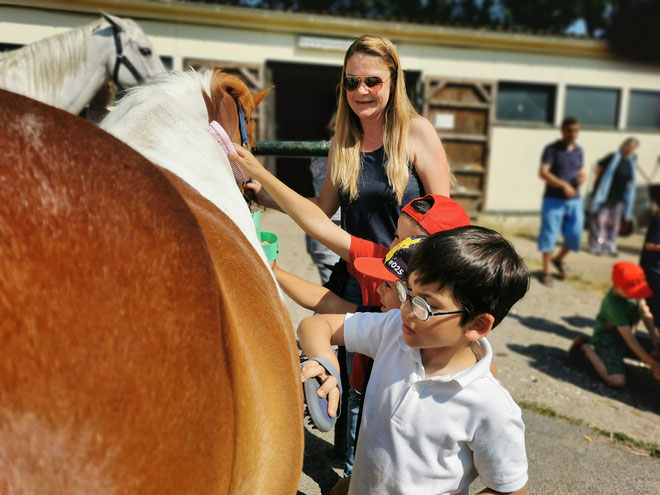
423, 78, 495, 216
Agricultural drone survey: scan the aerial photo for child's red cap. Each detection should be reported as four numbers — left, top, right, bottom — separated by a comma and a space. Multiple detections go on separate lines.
401, 194, 470, 234
612, 262, 653, 299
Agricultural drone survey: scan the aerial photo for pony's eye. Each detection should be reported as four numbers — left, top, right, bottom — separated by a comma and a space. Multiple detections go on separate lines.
139, 47, 152, 56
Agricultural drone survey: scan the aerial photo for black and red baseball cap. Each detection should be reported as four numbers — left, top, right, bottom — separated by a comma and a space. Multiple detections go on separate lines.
353, 236, 426, 282
402, 194, 470, 234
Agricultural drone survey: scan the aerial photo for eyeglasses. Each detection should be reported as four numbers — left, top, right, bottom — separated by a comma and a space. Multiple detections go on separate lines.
343, 75, 389, 92
395, 280, 465, 321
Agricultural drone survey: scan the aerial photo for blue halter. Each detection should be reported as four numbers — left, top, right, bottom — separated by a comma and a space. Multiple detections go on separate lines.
234, 98, 249, 147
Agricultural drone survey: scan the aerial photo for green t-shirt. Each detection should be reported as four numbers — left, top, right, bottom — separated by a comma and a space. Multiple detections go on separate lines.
593, 289, 639, 344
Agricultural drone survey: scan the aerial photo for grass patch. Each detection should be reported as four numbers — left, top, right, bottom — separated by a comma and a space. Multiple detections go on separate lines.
519, 400, 660, 457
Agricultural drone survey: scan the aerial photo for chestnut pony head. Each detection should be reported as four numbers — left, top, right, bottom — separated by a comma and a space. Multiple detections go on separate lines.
202, 68, 272, 148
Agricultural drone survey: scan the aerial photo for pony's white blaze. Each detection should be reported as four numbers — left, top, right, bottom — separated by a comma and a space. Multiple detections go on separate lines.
100, 70, 274, 277
0, 14, 165, 115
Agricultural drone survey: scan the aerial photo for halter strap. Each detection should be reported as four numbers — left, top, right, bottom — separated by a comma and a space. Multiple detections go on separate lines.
234, 97, 249, 147
111, 25, 144, 89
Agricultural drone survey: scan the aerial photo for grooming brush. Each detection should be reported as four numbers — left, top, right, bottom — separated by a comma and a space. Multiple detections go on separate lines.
208, 120, 248, 185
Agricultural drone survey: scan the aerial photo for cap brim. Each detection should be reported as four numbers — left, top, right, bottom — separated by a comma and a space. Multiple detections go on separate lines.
353, 257, 399, 282
626, 283, 653, 300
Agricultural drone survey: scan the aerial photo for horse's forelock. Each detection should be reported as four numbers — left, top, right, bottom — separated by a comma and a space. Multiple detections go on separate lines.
204, 69, 256, 144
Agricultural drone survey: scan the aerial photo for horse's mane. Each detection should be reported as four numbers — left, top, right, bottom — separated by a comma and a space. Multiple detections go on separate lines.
0, 19, 107, 100
100, 68, 274, 275
103, 69, 212, 129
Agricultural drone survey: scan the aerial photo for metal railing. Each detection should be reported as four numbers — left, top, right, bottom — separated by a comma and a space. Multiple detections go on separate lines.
253, 140, 330, 157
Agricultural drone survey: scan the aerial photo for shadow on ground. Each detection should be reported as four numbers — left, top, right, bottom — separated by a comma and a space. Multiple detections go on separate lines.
507, 342, 660, 415
299, 425, 342, 495
561, 315, 596, 328
509, 313, 586, 341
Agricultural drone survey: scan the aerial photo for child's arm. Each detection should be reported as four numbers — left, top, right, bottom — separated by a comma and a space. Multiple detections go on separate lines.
273, 263, 358, 314
231, 146, 350, 260
298, 314, 347, 417
639, 299, 660, 349
616, 324, 660, 378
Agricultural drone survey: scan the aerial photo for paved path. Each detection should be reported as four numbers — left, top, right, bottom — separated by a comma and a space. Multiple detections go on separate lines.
259, 210, 660, 495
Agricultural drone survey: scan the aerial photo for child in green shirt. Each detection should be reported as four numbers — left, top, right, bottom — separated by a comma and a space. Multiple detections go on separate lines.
568, 262, 660, 387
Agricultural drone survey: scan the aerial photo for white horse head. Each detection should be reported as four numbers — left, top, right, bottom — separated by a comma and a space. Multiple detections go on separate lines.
100, 69, 275, 277
0, 14, 165, 115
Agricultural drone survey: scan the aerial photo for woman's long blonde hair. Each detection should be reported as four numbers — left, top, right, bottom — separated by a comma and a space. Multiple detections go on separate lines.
331, 34, 418, 203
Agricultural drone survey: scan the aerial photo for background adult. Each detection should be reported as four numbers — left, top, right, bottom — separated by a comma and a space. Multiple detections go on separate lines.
537, 117, 586, 287
588, 137, 640, 257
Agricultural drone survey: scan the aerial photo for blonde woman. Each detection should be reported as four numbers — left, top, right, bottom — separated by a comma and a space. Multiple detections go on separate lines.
321, 34, 450, 247
250, 34, 450, 248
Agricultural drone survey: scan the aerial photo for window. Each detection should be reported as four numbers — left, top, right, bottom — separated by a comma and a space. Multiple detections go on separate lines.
628, 90, 660, 130
496, 82, 555, 124
565, 86, 619, 127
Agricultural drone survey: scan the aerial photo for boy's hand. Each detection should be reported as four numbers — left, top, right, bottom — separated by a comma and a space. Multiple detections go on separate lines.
301, 359, 341, 417
241, 178, 278, 208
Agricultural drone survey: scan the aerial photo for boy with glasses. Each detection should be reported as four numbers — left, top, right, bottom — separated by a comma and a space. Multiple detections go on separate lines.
299, 226, 530, 495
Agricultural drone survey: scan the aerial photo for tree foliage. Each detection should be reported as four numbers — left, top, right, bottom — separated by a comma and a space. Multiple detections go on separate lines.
188, 0, 659, 44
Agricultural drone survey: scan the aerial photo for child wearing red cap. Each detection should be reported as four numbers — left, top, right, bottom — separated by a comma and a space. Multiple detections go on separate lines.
231, 146, 471, 477
231, 142, 469, 305
568, 262, 660, 387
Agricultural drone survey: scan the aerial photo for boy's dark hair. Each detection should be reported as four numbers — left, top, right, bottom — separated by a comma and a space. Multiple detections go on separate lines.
407, 226, 529, 328
561, 116, 579, 129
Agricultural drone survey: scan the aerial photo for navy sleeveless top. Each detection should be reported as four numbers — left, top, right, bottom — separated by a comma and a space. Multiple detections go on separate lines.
339, 146, 425, 247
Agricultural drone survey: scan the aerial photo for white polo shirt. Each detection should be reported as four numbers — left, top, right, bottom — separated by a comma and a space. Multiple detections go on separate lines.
344, 310, 528, 495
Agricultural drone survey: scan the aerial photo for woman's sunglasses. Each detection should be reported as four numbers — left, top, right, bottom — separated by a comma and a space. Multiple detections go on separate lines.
343, 75, 389, 92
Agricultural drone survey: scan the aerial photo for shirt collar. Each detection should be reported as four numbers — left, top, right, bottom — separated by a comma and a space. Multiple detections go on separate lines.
397, 332, 493, 388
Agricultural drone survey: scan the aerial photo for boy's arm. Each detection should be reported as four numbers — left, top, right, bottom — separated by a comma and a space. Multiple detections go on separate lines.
616, 324, 659, 370
638, 299, 657, 339
273, 264, 358, 314
298, 314, 347, 417
231, 146, 351, 260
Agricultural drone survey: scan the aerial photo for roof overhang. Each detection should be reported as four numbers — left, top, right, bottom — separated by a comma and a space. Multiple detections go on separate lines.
3, 0, 611, 58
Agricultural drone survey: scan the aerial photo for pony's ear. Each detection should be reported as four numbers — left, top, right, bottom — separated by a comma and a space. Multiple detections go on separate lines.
251, 86, 274, 108
102, 13, 125, 32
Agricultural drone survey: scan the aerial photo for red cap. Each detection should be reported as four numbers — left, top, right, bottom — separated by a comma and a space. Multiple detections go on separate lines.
354, 236, 426, 282
611, 262, 653, 299
401, 194, 470, 234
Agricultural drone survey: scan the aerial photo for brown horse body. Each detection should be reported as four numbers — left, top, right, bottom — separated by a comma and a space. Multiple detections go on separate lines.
0, 83, 302, 493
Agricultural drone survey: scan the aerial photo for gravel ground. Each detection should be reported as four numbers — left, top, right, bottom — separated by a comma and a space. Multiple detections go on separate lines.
258, 210, 660, 495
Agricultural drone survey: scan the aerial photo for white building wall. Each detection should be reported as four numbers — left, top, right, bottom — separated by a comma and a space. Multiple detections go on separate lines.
2, 4, 659, 214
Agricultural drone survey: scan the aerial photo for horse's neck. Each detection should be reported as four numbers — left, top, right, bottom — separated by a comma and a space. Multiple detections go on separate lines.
101, 83, 277, 278
54, 61, 108, 115
0, 22, 110, 114
50, 30, 112, 114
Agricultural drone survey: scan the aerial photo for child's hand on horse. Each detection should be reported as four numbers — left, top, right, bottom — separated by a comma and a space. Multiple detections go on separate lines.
300, 359, 341, 417
230, 144, 266, 178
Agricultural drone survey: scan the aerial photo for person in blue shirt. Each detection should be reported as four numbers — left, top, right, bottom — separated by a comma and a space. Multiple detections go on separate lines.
538, 117, 586, 287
